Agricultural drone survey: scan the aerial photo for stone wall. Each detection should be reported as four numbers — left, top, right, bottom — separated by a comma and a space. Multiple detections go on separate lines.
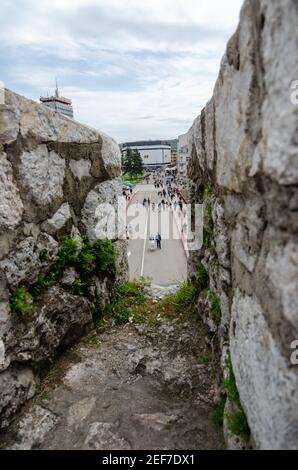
0, 89, 128, 428
187, 0, 298, 450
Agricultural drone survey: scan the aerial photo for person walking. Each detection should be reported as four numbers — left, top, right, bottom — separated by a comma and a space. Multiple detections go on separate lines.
156, 233, 162, 249
128, 223, 133, 238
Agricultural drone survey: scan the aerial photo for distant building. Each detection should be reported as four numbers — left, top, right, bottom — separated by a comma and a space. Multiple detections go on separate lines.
171, 149, 178, 164
40, 83, 74, 118
178, 133, 190, 175
121, 141, 172, 169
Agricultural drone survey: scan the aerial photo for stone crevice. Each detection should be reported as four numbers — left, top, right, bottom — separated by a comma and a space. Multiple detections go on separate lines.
187, 0, 298, 449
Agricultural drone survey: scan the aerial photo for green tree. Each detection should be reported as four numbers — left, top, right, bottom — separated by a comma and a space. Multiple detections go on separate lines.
122, 147, 134, 175
131, 149, 144, 177
122, 148, 144, 178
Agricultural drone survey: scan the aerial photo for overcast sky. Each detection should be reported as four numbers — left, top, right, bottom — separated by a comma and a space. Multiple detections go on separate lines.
0, 0, 243, 142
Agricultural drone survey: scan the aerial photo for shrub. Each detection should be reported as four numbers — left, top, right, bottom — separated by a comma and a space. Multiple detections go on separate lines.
31, 237, 80, 298
92, 240, 116, 275
30, 238, 116, 299
77, 244, 96, 275
76, 239, 116, 277
105, 281, 146, 325
165, 282, 198, 316
59, 237, 79, 263
30, 273, 56, 298
10, 287, 33, 316
11, 237, 117, 316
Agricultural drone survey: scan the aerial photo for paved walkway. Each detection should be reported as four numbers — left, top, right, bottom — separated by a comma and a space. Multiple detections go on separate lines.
127, 182, 187, 286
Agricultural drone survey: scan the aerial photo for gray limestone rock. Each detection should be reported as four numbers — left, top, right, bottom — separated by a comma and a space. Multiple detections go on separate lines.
18, 145, 65, 207
9, 405, 59, 450
230, 290, 298, 450
41, 202, 72, 235
69, 159, 91, 181
0, 233, 58, 289
0, 366, 36, 429
81, 178, 122, 242
0, 87, 125, 429
0, 152, 23, 233
3, 286, 94, 367
187, 0, 298, 450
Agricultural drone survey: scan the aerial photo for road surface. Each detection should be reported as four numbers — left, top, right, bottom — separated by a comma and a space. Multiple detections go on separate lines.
127, 182, 187, 285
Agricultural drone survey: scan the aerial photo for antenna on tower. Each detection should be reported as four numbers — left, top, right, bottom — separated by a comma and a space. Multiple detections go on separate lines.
55, 77, 59, 98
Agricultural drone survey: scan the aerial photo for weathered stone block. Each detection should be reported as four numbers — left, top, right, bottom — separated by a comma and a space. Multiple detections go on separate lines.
230, 289, 298, 450
0, 233, 58, 289
0, 152, 23, 233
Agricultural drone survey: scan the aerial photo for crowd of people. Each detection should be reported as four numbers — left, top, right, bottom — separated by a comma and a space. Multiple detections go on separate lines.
125, 171, 188, 251
141, 173, 186, 214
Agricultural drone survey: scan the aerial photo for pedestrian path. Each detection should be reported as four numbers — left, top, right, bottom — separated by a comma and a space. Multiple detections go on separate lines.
127, 181, 187, 285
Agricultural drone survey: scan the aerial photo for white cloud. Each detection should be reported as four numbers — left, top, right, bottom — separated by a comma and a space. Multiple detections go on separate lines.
62, 72, 214, 142
1, 0, 244, 141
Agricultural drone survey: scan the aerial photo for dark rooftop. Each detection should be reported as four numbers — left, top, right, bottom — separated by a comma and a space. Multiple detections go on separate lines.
121, 140, 172, 147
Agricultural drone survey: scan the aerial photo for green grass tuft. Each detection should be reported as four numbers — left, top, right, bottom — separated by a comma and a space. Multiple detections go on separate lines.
10, 237, 117, 317
207, 290, 222, 327
10, 287, 33, 317
227, 411, 250, 439
105, 280, 147, 325
39, 249, 49, 262
224, 353, 250, 439
122, 173, 144, 185
224, 353, 241, 408
165, 282, 198, 316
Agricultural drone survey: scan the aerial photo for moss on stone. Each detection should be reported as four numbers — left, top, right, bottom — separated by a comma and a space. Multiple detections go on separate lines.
10, 287, 33, 317
10, 237, 117, 317
224, 353, 250, 440
196, 262, 209, 292
207, 290, 222, 327
227, 410, 250, 439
